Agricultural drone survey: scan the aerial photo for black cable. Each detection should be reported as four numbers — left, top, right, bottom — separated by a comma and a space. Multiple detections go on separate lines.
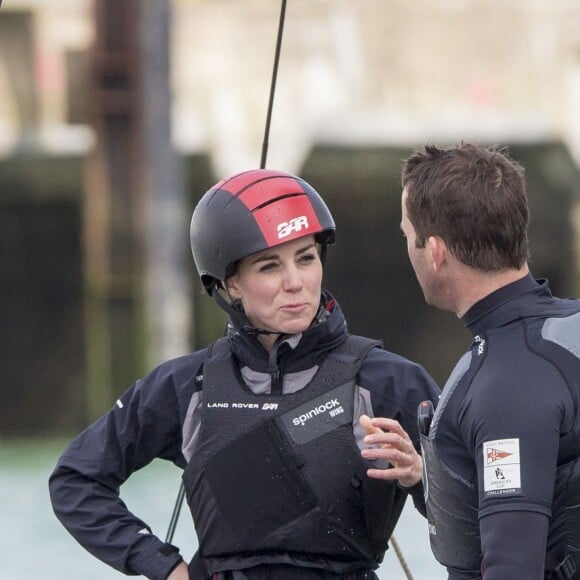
165, 481, 186, 544
165, 0, 289, 545
260, 0, 288, 169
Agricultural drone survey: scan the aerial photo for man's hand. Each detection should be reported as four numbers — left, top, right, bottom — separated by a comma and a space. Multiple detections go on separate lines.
167, 561, 189, 580
359, 414, 423, 487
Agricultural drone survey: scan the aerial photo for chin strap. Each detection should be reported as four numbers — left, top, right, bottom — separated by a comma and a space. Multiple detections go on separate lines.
209, 279, 332, 338
209, 282, 286, 337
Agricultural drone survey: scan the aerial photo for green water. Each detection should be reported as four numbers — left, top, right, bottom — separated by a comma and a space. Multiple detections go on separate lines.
1, 439, 445, 579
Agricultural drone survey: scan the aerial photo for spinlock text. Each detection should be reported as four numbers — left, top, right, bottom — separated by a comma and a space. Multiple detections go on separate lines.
292, 398, 342, 426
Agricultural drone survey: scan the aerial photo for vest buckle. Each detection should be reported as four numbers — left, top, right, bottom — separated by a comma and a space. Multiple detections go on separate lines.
554, 554, 576, 580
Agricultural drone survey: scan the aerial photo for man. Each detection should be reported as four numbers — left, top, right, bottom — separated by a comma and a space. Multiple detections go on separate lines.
395, 142, 580, 579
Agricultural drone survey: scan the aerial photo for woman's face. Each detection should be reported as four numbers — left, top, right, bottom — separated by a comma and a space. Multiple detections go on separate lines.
226, 235, 323, 345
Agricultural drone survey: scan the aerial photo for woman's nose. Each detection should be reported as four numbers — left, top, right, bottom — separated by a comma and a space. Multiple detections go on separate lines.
282, 264, 303, 291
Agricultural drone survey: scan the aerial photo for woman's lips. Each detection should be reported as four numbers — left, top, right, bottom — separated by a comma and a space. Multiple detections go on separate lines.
281, 302, 307, 312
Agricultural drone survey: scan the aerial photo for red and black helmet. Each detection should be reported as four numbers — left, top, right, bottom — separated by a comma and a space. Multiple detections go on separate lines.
190, 169, 336, 293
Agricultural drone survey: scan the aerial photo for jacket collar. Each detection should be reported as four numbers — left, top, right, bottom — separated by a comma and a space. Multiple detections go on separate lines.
462, 274, 551, 336
227, 290, 349, 373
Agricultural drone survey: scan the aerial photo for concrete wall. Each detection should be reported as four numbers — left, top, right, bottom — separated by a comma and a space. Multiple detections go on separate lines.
0, 1, 578, 434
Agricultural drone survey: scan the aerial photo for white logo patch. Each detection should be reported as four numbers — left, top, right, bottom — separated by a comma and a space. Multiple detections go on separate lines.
277, 216, 309, 239
474, 335, 486, 356
291, 398, 341, 427
206, 401, 278, 411
483, 438, 521, 496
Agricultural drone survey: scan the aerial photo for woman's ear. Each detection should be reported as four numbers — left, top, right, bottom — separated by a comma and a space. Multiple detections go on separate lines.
225, 276, 242, 300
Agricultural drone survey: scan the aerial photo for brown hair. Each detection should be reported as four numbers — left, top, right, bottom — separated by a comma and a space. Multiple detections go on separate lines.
401, 142, 530, 271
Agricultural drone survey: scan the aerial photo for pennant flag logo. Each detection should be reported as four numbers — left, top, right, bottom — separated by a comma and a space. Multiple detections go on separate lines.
487, 447, 513, 464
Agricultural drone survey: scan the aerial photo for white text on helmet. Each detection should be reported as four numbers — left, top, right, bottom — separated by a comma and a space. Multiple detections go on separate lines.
277, 216, 309, 239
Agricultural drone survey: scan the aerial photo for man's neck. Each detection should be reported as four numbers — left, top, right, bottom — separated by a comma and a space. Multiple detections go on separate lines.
452, 264, 530, 318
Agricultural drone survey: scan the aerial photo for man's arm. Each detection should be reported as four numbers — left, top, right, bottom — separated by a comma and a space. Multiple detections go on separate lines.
480, 510, 548, 579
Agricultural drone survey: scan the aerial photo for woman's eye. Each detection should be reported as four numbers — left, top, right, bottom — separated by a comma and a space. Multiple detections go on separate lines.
299, 253, 316, 263
259, 262, 277, 272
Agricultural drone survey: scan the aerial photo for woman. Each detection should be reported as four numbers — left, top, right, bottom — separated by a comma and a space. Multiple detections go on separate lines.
49, 169, 439, 580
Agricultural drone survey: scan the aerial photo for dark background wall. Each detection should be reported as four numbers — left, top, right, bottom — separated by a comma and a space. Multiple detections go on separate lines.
0, 142, 578, 435
0, 155, 85, 435
303, 143, 579, 383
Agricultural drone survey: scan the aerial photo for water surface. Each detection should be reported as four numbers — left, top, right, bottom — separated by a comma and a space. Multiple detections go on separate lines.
0, 439, 446, 579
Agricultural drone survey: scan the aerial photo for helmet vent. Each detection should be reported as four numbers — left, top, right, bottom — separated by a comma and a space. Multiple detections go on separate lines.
253, 192, 304, 212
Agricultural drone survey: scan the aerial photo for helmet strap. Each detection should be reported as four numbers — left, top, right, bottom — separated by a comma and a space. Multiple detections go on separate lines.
319, 243, 328, 267
210, 282, 244, 326
209, 282, 285, 337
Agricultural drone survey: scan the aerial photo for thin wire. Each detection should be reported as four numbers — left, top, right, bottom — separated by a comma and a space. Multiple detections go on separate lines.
165, 482, 186, 544
165, 2, 415, 574
260, 0, 288, 169
391, 535, 415, 580
165, 0, 289, 545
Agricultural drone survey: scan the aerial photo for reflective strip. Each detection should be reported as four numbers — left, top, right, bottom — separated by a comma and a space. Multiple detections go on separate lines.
430, 351, 471, 438
542, 312, 580, 360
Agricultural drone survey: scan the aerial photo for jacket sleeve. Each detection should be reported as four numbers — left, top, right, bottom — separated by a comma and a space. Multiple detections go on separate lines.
48, 356, 200, 580
400, 479, 428, 517
458, 343, 565, 579
360, 348, 441, 516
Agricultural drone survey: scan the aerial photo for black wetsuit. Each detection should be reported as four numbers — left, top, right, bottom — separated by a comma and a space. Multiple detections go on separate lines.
421, 275, 580, 580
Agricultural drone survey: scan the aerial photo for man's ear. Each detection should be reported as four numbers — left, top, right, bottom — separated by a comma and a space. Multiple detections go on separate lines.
427, 236, 447, 272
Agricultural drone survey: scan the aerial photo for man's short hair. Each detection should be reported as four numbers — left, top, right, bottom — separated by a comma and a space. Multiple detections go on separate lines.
401, 142, 530, 271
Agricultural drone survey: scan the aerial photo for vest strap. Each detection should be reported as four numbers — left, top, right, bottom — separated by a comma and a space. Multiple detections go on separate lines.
553, 554, 576, 580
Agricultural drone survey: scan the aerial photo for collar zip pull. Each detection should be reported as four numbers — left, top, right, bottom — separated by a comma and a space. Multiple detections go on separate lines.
268, 337, 284, 395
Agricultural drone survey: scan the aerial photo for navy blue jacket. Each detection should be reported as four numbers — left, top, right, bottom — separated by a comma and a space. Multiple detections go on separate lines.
49, 293, 439, 580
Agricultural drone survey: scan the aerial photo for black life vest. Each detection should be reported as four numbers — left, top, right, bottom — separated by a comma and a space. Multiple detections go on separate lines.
420, 351, 483, 575
183, 335, 406, 576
